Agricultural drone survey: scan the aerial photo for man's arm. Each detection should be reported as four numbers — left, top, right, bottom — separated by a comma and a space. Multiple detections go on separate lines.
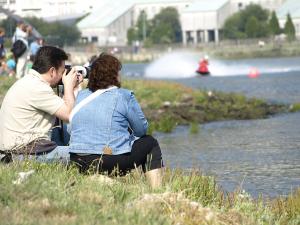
54, 68, 81, 122
54, 87, 75, 122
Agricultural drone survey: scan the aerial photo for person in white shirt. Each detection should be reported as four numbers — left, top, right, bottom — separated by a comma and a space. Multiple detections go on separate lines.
12, 21, 31, 79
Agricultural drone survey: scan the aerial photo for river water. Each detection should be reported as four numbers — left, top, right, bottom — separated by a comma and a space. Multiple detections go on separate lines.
122, 56, 300, 198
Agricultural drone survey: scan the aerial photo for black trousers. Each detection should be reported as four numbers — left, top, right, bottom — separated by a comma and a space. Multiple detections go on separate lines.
70, 135, 164, 175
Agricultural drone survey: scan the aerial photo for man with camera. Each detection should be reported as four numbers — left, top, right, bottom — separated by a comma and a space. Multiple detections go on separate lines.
0, 46, 81, 163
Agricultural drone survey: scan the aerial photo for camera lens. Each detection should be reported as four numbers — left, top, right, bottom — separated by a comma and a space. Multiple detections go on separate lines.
65, 65, 72, 74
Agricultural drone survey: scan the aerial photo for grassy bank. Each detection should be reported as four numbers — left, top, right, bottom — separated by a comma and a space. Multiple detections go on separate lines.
213, 46, 300, 60
0, 161, 299, 225
122, 79, 290, 133
209, 41, 300, 60
0, 76, 15, 103
107, 41, 300, 63
0, 76, 295, 133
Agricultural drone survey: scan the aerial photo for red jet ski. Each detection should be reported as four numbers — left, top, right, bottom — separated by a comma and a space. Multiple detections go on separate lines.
196, 58, 210, 76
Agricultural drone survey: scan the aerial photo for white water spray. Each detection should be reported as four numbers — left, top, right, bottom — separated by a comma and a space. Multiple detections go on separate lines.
144, 51, 300, 78
144, 52, 199, 79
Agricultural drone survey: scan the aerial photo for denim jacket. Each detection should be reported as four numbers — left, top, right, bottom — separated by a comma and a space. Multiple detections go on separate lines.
68, 88, 148, 155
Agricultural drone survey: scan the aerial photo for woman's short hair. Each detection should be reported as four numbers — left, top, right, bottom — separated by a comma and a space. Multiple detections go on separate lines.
88, 53, 122, 92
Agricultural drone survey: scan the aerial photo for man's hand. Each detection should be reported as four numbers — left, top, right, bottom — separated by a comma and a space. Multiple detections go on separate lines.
62, 67, 78, 90
76, 73, 84, 86
73, 74, 84, 97
55, 68, 80, 122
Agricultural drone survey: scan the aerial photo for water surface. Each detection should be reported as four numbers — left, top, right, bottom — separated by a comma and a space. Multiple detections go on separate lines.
123, 56, 300, 197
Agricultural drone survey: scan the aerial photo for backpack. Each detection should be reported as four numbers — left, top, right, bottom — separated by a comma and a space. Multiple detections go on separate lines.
11, 39, 27, 59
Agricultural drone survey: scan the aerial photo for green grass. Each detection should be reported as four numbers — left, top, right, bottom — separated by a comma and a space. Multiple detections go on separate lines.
0, 162, 299, 225
289, 103, 300, 112
0, 76, 16, 103
123, 79, 190, 109
189, 122, 199, 134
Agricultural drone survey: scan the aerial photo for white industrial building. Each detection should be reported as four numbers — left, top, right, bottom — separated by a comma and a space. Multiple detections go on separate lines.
78, 0, 288, 46
181, 0, 231, 44
0, 0, 96, 21
77, 0, 196, 46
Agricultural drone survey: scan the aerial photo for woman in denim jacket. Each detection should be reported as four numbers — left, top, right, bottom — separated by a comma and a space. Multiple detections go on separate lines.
69, 53, 164, 188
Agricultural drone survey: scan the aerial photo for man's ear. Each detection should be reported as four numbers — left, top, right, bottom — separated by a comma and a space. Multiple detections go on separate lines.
49, 67, 55, 78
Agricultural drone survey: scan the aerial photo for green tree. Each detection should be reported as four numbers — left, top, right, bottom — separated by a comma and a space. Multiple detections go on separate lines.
239, 4, 269, 30
25, 17, 81, 46
223, 3, 269, 39
150, 7, 182, 43
0, 17, 16, 37
269, 11, 281, 35
149, 23, 173, 44
223, 13, 246, 39
127, 27, 138, 45
245, 16, 259, 38
284, 13, 295, 41
136, 11, 151, 41
126, 11, 151, 45
126, 7, 182, 45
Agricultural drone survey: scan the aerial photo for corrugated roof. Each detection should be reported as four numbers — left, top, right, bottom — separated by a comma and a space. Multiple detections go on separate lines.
276, 0, 300, 19
136, 0, 190, 4
183, 0, 229, 13
77, 0, 228, 29
77, 0, 134, 29
77, 0, 193, 29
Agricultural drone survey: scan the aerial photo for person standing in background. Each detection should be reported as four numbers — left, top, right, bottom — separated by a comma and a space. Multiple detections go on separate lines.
30, 38, 44, 60
12, 21, 32, 79
0, 28, 6, 59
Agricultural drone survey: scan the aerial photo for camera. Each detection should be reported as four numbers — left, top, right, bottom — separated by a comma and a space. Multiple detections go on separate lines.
65, 65, 90, 79
58, 65, 91, 85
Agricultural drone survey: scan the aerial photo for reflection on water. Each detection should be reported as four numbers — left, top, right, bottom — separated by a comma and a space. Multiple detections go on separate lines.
156, 112, 300, 198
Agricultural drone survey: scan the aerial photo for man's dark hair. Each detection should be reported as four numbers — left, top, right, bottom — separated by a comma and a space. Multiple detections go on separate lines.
88, 53, 122, 92
32, 46, 68, 74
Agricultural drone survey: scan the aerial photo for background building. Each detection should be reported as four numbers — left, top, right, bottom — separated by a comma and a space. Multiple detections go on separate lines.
77, 0, 135, 46
77, 0, 195, 46
230, 0, 285, 13
181, 0, 231, 44
0, 0, 96, 22
78, 0, 288, 46
1, 0, 296, 46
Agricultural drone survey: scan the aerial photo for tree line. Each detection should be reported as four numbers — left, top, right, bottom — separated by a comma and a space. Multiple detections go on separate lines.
223, 4, 296, 41
128, 4, 296, 46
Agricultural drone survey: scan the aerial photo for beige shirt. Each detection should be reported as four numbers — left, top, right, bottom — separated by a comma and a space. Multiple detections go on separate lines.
0, 69, 64, 151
